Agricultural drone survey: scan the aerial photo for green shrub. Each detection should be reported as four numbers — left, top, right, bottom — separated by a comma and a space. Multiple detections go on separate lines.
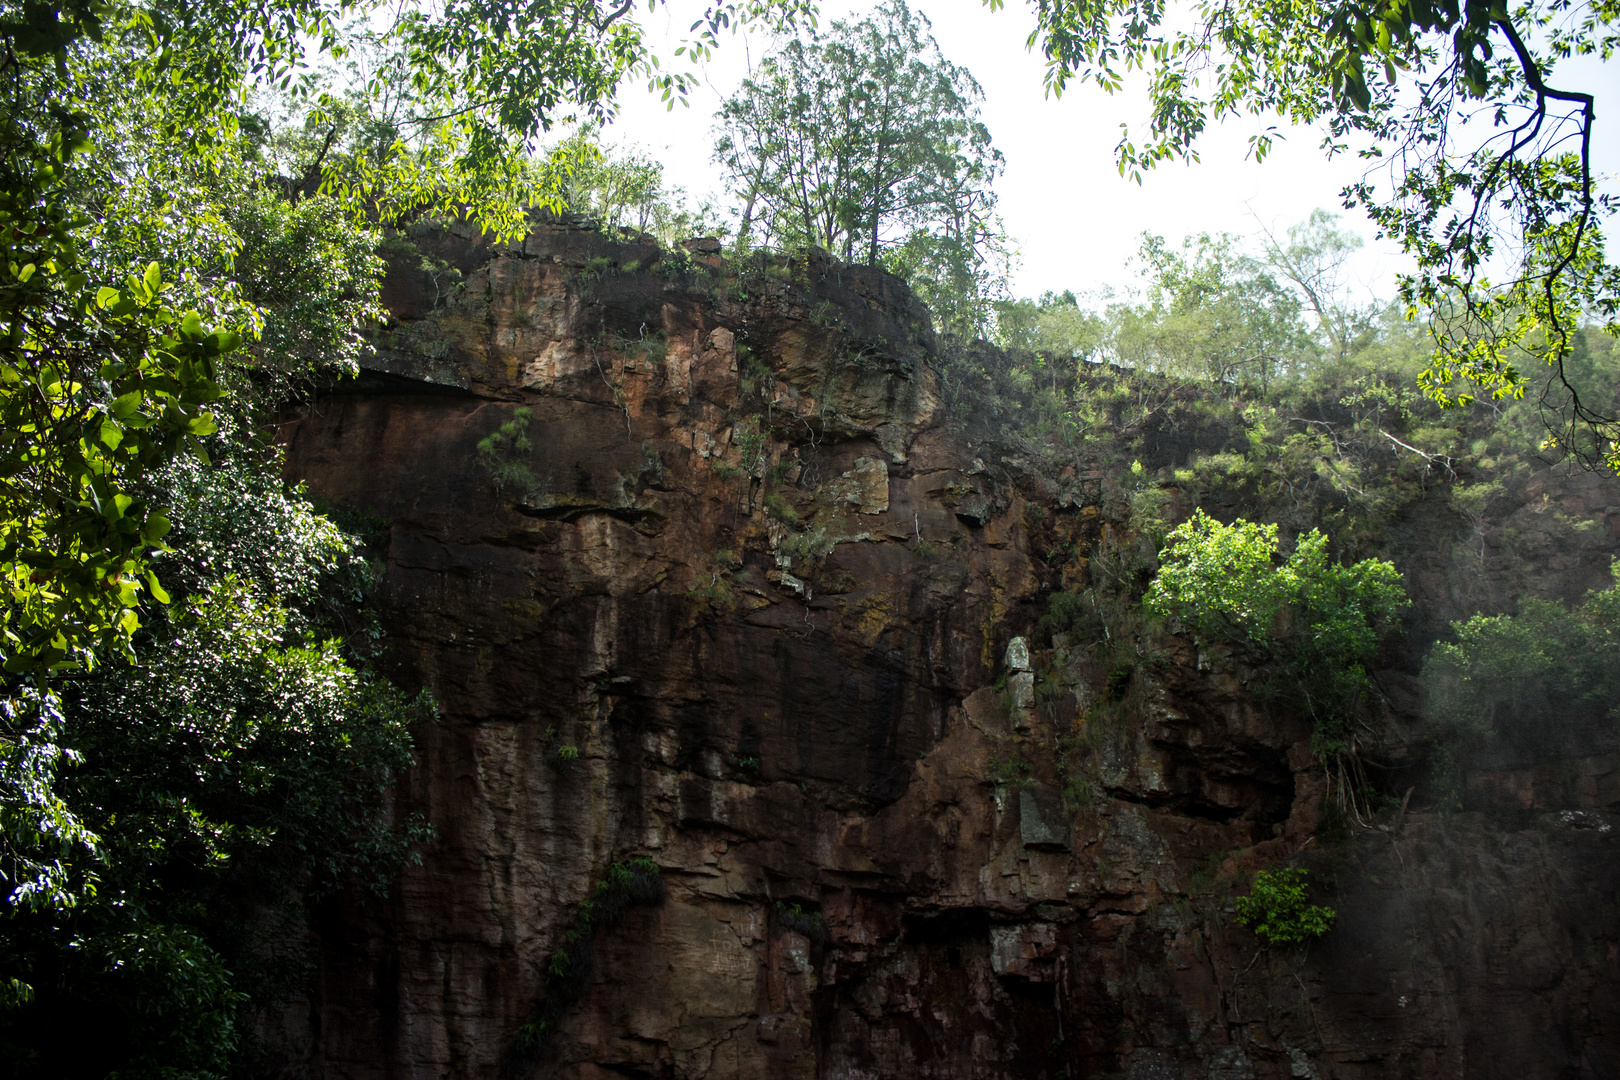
779, 526, 836, 563
1423, 560, 1620, 734
1234, 868, 1335, 945
1145, 510, 1408, 753
764, 492, 800, 525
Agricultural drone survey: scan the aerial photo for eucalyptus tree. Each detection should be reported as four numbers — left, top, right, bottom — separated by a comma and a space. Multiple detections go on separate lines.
1128, 232, 1310, 392
1007, 0, 1620, 470
715, 0, 1007, 333
1259, 210, 1380, 366
554, 129, 668, 233
995, 290, 1107, 360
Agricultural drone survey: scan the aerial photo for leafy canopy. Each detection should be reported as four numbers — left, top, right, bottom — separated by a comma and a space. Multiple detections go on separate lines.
0, 452, 433, 1076
715, 0, 1009, 334
1005, 0, 1620, 470
1146, 510, 1407, 646
0, 0, 808, 678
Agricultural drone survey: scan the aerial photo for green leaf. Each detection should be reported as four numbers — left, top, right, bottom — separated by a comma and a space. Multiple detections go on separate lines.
144, 569, 170, 604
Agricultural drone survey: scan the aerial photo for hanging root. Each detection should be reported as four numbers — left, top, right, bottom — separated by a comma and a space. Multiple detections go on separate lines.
1326, 739, 1377, 829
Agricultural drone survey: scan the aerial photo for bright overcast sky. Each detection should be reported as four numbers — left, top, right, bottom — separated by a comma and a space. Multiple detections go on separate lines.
603, 0, 1619, 305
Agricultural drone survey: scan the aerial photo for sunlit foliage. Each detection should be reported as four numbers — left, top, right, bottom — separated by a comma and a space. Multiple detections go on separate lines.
1146, 509, 1408, 753
1234, 868, 1336, 946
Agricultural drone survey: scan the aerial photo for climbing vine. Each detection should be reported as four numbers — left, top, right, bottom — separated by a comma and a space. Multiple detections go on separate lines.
510, 858, 666, 1058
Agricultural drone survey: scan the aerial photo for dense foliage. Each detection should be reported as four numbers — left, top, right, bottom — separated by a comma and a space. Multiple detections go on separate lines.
1424, 560, 1620, 734
1146, 510, 1409, 754
0, 451, 433, 1078
1234, 868, 1336, 946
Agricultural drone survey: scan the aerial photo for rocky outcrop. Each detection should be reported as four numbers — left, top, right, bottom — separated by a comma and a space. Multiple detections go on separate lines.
271, 219, 1620, 1080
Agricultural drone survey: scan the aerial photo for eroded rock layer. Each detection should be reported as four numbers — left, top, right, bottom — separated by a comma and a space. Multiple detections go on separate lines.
272, 220, 1620, 1080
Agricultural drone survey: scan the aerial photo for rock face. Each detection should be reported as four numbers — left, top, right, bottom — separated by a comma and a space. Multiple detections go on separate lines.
271, 220, 1620, 1080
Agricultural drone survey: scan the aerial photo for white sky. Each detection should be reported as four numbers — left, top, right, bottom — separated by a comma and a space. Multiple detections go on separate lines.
603, 0, 1619, 305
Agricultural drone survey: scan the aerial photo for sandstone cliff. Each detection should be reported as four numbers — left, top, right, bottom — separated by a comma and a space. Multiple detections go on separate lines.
271, 219, 1620, 1080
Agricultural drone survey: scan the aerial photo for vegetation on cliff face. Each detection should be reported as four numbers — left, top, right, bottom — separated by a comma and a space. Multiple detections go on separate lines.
511, 858, 666, 1060
1426, 562, 1620, 736
940, 204, 1616, 845
0, 0, 1613, 1070
1234, 868, 1337, 946
1145, 510, 1408, 756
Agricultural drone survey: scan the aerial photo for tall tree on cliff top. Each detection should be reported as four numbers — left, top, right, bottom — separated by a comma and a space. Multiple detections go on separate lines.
715, 0, 1009, 335
1007, 0, 1620, 471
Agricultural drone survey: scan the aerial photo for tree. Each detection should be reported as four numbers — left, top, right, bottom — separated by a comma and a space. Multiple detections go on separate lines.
1145, 510, 1409, 762
1259, 209, 1380, 366
1424, 560, 1620, 734
544, 128, 733, 247
554, 128, 668, 234
0, 0, 805, 913
715, 0, 1009, 334
1011, 0, 1620, 470
0, 0, 808, 676
1132, 231, 1309, 391
1234, 868, 1336, 946
995, 290, 1107, 359
0, 451, 433, 1076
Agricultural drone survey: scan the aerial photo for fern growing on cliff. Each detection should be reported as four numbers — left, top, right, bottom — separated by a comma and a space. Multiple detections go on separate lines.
476, 407, 540, 495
